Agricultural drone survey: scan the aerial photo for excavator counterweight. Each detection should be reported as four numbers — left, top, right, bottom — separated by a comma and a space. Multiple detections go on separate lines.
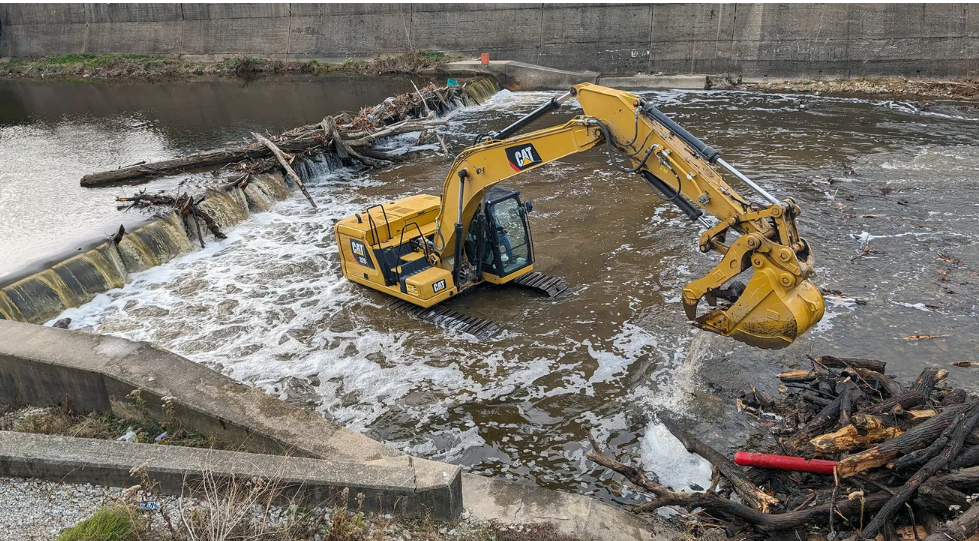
334, 83, 824, 348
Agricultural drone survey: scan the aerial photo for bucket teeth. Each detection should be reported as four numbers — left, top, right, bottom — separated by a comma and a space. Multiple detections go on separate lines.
512, 272, 569, 298
389, 300, 501, 339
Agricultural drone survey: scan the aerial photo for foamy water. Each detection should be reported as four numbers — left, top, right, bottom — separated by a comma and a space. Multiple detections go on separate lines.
44, 87, 979, 501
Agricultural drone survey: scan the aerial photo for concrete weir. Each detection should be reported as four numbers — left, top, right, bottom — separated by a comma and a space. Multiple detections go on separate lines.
0, 172, 290, 325
0, 76, 501, 326
0, 320, 662, 539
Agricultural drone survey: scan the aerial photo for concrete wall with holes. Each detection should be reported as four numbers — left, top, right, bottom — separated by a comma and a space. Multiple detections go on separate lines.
1, 4, 977, 77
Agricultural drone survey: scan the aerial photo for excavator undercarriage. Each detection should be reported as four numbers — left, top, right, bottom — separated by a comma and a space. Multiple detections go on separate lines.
334, 83, 825, 349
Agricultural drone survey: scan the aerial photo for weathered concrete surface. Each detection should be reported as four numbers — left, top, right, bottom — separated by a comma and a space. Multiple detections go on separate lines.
597, 74, 709, 91
462, 473, 676, 541
0, 431, 462, 519
445, 60, 598, 91
2, 4, 977, 77
0, 320, 664, 539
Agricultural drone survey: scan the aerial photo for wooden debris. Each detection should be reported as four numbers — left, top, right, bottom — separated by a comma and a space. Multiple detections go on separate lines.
587, 355, 979, 539
80, 83, 464, 187
952, 361, 979, 367
903, 334, 950, 341
660, 417, 779, 512
809, 414, 902, 455
252, 132, 316, 208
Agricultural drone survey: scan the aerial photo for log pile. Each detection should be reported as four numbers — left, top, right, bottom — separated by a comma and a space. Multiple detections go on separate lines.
80, 82, 467, 188
589, 355, 979, 540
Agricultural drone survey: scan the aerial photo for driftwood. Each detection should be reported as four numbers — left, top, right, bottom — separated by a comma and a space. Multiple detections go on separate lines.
586, 438, 892, 532
924, 504, 979, 541
80, 84, 459, 187
861, 367, 946, 415
818, 355, 888, 373
586, 357, 979, 538
837, 403, 972, 477
809, 413, 902, 455
950, 445, 979, 469
844, 366, 904, 398
860, 402, 979, 539
252, 132, 315, 208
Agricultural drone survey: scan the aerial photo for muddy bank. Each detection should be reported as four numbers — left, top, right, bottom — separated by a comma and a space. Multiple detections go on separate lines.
741, 76, 979, 104
0, 50, 459, 82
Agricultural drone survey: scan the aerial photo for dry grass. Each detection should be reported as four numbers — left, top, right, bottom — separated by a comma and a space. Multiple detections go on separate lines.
746, 76, 979, 101
67, 466, 588, 541
8, 403, 223, 449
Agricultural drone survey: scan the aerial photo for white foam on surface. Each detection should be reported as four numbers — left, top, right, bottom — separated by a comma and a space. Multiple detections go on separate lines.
639, 421, 713, 492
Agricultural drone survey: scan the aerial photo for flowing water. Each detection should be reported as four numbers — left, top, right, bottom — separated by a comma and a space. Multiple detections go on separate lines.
4, 79, 979, 504
0, 75, 419, 282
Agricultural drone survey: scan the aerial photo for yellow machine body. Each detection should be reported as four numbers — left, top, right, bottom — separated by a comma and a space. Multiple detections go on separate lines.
335, 83, 825, 349
335, 194, 458, 307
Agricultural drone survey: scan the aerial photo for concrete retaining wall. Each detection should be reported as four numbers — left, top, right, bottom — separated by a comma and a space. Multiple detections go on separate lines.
0, 431, 460, 518
0, 319, 463, 518
2, 4, 978, 77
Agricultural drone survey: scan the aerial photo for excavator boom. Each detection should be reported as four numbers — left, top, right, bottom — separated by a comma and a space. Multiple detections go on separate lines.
334, 83, 824, 348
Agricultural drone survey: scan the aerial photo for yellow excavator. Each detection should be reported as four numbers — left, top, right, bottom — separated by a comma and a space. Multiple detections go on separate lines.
333, 83, 824, 349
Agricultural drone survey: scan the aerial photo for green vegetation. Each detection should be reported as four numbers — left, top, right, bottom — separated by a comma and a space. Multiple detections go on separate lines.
1, 50, 463, 81
57, 506, 146, 541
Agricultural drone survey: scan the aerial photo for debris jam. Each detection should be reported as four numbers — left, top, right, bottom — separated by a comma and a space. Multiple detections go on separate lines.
591, 356, 979, 539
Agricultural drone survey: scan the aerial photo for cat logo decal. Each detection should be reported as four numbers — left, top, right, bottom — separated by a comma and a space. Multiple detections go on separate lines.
505, 144, 542, 172
349, 239, 374, 269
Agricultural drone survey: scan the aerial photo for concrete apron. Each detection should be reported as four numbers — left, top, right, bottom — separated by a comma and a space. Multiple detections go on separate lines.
443, 60, 710, 91
0, 320, 665, 539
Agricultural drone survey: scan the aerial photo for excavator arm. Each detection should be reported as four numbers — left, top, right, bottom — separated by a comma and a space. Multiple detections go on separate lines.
431, 83, 824, 348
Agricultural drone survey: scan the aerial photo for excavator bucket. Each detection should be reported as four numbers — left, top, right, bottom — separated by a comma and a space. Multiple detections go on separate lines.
691, 270, 825, 349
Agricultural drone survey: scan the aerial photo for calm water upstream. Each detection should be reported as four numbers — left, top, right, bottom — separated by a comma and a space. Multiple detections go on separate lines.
4, 78, 979, 504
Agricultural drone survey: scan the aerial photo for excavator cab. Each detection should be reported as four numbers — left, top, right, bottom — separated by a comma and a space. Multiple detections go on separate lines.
465, 186, 535, 282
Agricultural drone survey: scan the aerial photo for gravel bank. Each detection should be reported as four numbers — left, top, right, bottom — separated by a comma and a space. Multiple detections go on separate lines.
0, 477, 125, 540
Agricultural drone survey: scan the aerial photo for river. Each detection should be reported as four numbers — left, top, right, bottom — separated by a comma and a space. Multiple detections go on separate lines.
3, 77, 978, 504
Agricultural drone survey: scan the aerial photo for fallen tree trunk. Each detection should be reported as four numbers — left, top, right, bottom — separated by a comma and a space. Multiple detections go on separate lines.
80, 82, 458, 187
81, 119, 447, 187
82, 143, 276, 186
660, 417, 779, 512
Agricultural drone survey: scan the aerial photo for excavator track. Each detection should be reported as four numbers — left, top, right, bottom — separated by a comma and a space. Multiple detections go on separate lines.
512, 272, 569, 298
388, 300, 501, 339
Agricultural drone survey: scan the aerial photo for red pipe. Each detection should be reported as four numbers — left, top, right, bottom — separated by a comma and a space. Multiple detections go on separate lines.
734, 451, 838, 475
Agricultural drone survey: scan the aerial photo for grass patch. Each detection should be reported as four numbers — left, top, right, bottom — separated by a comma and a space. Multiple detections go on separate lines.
57, 505, 146, 541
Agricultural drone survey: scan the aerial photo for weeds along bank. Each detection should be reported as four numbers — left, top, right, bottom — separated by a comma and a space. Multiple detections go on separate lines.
0, 50, 457, 81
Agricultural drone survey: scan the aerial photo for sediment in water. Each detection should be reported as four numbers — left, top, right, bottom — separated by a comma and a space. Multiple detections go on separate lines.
0, 77, 501, 325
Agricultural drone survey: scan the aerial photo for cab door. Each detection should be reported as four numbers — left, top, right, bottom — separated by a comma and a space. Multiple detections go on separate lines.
484, 190, 534, 278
